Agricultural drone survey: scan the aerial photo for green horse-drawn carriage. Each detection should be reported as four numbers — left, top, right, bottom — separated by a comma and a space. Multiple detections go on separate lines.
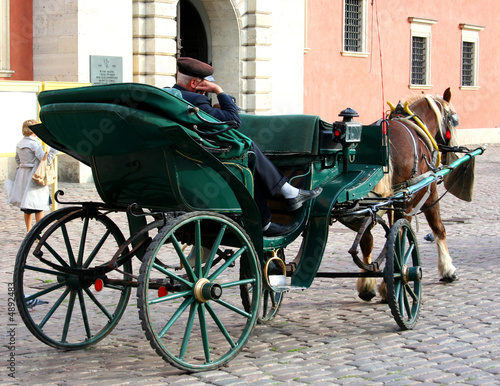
14, 83, 483, 372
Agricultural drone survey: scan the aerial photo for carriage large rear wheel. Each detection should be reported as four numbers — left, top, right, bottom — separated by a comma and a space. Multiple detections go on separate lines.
14, 206, 132, 350
384, 219, 422, 330
137, 212, 261, 372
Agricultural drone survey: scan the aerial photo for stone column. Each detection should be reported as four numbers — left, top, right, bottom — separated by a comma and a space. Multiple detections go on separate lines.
240, 0, 272, 114
133, 0, 178, 87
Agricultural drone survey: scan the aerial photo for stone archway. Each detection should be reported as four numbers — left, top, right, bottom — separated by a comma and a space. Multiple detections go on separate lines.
133, 0, 272, 113
200, 0, 241, 102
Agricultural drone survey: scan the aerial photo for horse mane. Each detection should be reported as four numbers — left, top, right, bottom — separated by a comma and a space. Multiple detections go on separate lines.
403, 94, 444, 133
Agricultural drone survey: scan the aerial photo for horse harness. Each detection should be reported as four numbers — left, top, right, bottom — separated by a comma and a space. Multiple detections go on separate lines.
387, 97, 461, 215
388, 96, 458, 172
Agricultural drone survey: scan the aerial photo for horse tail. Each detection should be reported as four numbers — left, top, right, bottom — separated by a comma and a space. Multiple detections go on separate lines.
373, 156, 393, 198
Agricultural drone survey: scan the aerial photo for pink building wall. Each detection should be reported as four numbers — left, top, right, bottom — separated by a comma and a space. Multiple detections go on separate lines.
1, 0, 33, 81
304, 0, 500, 130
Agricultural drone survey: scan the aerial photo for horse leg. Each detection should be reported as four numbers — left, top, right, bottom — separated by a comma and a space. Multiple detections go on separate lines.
357, 230, 378, 301
423, 198, 458, 282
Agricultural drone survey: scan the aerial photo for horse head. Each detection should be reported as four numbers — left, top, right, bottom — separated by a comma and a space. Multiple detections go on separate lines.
406, 88, 459, 146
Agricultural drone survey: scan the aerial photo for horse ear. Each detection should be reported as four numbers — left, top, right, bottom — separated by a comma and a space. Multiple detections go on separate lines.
443, 87, 452, 102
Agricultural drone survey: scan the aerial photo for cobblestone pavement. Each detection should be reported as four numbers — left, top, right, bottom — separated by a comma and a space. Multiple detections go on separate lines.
1, 144, 499, 385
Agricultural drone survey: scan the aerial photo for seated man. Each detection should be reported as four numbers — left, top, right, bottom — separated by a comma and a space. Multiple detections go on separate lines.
169, 57, 322, 236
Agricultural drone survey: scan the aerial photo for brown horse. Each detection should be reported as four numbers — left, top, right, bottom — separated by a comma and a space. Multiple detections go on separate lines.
357, 88, 461, 302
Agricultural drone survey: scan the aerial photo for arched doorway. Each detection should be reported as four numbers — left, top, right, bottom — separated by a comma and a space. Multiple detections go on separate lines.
177, 0, 210, 63
174, 0, 243, 108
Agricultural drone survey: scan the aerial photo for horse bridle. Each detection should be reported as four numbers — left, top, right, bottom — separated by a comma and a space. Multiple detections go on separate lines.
427, 96, 459, 146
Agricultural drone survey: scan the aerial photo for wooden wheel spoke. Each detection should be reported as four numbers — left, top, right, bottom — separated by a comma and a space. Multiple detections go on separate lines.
77, 289, 92, 339
400, 228, 407, 256
404, 283, 418, 303
77, 217, 90, 267
148, 289, 192, 305
194, 220, 203, 278
158, 296, 194, 339
403, 244, 415, 266
152, 262, 193, 288
398, 285, 406, 318
208, 246, 247, 282
402, 287, 413, 319
24, 281, 68, 302
83, 229, 112, 268
24, 264, 70, 278
179, 302, 199, 360
215, 298, 251, 318
61, 290, 77, 343
39, 287, 72, 329
83, 287, 114, 321
394, 278, 401, 301
40, 240, 71, 269
220, 278, 256, 288
171, 235, 197, 282
61, 224, 77, 268
203, 225, 227, 277
198, 303, 211, 363
206, 302, 236, 348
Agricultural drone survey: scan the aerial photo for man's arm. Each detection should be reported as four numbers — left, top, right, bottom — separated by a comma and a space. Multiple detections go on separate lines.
194, 81, 241, 127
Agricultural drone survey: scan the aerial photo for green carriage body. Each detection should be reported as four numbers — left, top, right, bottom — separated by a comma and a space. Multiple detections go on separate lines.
34, 83, 388, 287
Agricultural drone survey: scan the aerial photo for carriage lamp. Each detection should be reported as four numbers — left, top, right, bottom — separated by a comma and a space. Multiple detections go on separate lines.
332, 108, 362, 144
333, 108, 362, 172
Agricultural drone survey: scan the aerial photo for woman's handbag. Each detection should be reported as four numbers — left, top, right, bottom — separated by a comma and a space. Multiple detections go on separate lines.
32, 159, 56, 186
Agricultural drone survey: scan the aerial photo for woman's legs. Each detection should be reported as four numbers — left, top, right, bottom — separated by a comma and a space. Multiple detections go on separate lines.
24, 212, 34, 232
22, 210, 44, 233
35, 211, 44, 223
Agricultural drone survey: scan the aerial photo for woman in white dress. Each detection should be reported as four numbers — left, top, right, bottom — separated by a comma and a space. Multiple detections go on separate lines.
6, 119, 58, 232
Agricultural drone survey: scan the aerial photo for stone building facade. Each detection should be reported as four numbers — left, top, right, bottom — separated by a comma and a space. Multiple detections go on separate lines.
1, 0, 499, 182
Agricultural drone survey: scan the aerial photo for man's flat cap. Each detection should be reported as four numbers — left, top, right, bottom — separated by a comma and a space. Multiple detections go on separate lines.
177, 57, 214, 78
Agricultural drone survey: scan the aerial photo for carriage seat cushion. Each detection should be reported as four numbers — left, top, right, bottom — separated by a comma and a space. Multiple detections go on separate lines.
238, 113, 323, 156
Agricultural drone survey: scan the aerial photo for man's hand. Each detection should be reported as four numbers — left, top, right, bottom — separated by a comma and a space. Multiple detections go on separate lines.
195, 80, 223, 95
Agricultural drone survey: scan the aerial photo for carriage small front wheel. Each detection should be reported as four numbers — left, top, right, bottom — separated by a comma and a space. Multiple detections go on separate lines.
137, 212, 261, 372
384, 219, 422, 330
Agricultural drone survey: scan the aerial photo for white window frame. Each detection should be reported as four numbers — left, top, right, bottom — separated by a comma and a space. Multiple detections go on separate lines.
342, 0, 368, 58
460, 24, 484, 90
409, 17, 437, 89
0, 0, 14, 78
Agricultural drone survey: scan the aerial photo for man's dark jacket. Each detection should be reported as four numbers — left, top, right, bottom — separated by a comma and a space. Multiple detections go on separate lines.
172, 84, 241, 127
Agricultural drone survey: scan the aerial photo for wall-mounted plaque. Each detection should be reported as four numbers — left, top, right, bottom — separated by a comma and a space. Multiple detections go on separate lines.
90, 55, 123, 85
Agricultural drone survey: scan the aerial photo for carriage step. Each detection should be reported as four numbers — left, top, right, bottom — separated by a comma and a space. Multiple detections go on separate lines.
268, 273, 307, 293
269, 274, 307, 293
270, 285, 307, 293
